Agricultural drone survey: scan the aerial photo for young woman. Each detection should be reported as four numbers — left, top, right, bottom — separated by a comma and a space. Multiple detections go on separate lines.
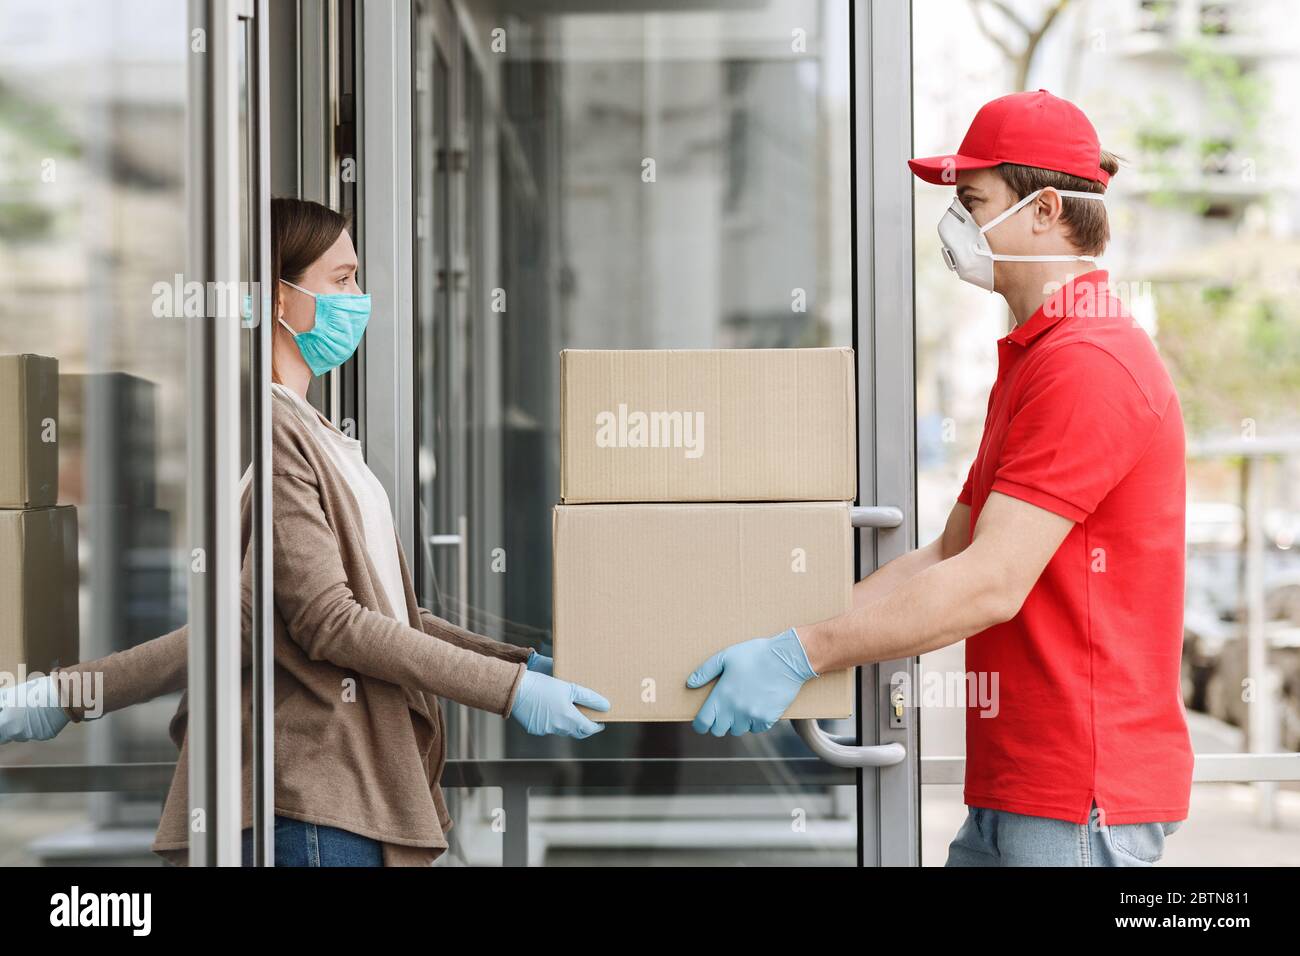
0, 196, 609, 867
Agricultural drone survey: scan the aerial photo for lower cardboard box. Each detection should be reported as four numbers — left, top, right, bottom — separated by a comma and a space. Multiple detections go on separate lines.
0, 505, 80, 676
553, 500, 854, 721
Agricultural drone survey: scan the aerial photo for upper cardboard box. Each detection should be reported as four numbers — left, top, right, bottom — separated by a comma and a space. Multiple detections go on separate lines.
0, 354, 59, 509
560, 348, 856, 503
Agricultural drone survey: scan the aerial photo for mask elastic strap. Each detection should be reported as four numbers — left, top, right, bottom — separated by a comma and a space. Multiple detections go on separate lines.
977, 186, 1106, 236
279, 278, 317, 299
277, 279, 313, 336
988, 252, 1098, 262
977, 188, 1043, 235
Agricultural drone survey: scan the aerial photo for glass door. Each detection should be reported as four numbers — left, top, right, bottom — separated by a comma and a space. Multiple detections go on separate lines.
0, 0, 271, 866
390, 0, 920, 866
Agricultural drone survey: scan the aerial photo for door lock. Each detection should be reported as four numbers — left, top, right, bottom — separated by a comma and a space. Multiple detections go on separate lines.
889, 673, 908, 729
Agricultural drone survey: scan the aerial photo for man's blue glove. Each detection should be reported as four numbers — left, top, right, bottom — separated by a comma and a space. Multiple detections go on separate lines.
525, 648, 553, 676
686, 627, 817, 737
510, 671, 609, 738
0, 675, 72, 744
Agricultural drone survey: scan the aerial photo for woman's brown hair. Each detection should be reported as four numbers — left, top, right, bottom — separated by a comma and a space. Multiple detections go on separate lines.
270, 197, 350, 385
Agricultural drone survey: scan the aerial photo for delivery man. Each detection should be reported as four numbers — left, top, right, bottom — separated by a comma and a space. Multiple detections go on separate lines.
686, 90, 1192, 867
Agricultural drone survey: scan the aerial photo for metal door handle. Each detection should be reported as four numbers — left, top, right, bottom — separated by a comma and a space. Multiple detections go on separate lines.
850, 505, 903, 529
789, 503, 907, 768
792, 720, 906, 768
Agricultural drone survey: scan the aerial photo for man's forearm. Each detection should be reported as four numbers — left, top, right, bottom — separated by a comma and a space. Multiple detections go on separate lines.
851, 538, 944, 610
802, 548, 1009, 673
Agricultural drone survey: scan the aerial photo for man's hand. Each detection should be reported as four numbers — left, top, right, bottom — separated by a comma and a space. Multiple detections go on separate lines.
686, 627, 817, 736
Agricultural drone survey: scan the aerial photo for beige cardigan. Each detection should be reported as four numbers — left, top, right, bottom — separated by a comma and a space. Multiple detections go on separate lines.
53, 387, 530, 866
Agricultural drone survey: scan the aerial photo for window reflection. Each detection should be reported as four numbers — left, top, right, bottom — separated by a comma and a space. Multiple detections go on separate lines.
0, 0, 190, 864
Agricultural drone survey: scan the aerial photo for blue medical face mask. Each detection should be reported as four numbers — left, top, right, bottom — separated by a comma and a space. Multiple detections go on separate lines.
277, 278, 371, 376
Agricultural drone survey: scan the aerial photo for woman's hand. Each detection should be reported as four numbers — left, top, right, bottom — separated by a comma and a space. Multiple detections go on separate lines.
509, 671, 609, 738
0, 675, 72, 744
525, 648, 553, 676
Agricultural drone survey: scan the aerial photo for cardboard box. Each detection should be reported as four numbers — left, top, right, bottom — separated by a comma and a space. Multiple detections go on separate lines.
0, 354, 59, 508
0, 505, 80, 676
560, 348, 856, 503
553, 501, 854, 721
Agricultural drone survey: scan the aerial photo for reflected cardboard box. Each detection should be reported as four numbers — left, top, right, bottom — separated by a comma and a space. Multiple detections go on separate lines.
0, 354, 59, 509
553, 501, 854, 721
92, 504, 177, 655
0, 505, 79, 676
560, 348, 857, 503
58, 371, 159, 510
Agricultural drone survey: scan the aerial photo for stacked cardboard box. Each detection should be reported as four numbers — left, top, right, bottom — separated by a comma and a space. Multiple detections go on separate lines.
553, 348, 857, 721
0, 355, 79, 676
59, 373, 175, 654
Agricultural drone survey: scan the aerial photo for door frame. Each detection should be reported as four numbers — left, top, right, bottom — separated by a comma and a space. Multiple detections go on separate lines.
852, 0, 921, 868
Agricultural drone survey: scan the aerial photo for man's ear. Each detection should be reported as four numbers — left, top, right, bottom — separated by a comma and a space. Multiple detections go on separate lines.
1032, 188, 1064, 234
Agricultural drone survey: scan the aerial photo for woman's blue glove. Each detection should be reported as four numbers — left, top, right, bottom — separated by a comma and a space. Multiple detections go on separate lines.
525, 648, 553, 676
0, 675, 72, 744
686, 627, 817, 737
510, 671, 609, 738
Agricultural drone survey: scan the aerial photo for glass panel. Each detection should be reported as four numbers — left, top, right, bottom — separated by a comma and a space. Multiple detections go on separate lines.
913, 0, 1300, 864
0, 0, 192, 864
414, 0, 853, 865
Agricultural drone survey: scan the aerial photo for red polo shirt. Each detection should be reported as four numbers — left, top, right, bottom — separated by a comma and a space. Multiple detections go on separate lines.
957, 269, 1193, 825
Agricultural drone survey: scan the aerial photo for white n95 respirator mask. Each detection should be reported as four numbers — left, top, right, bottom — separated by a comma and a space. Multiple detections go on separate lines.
938, 186, 1106, 292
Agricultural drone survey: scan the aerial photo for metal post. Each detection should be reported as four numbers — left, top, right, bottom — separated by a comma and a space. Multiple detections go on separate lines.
1243, 456, 1277, 827
249, 0, 275, 867
851, 0, 919, 867
356, 0, 416, 561
187, 0, 245, 868
502, 784, 530, 867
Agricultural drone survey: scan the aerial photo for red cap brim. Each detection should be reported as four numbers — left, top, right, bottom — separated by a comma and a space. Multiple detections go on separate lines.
907, 153, 1001, 185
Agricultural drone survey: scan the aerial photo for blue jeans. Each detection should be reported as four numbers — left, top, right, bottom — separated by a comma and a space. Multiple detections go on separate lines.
945, 799, 1184, 866
241, 815, 384, 867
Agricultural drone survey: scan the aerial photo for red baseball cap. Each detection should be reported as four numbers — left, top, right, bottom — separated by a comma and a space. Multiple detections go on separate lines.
909, 89, 1110, 187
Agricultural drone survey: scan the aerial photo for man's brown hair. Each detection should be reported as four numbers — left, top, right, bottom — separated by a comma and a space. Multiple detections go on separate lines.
993, 149, 1121, 257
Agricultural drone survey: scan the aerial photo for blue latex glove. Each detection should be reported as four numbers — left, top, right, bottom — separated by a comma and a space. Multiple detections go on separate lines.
687, 627, 817, 736
0, 675, 72, 744
525, 648, 553, 676
510, 671, 609, 738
